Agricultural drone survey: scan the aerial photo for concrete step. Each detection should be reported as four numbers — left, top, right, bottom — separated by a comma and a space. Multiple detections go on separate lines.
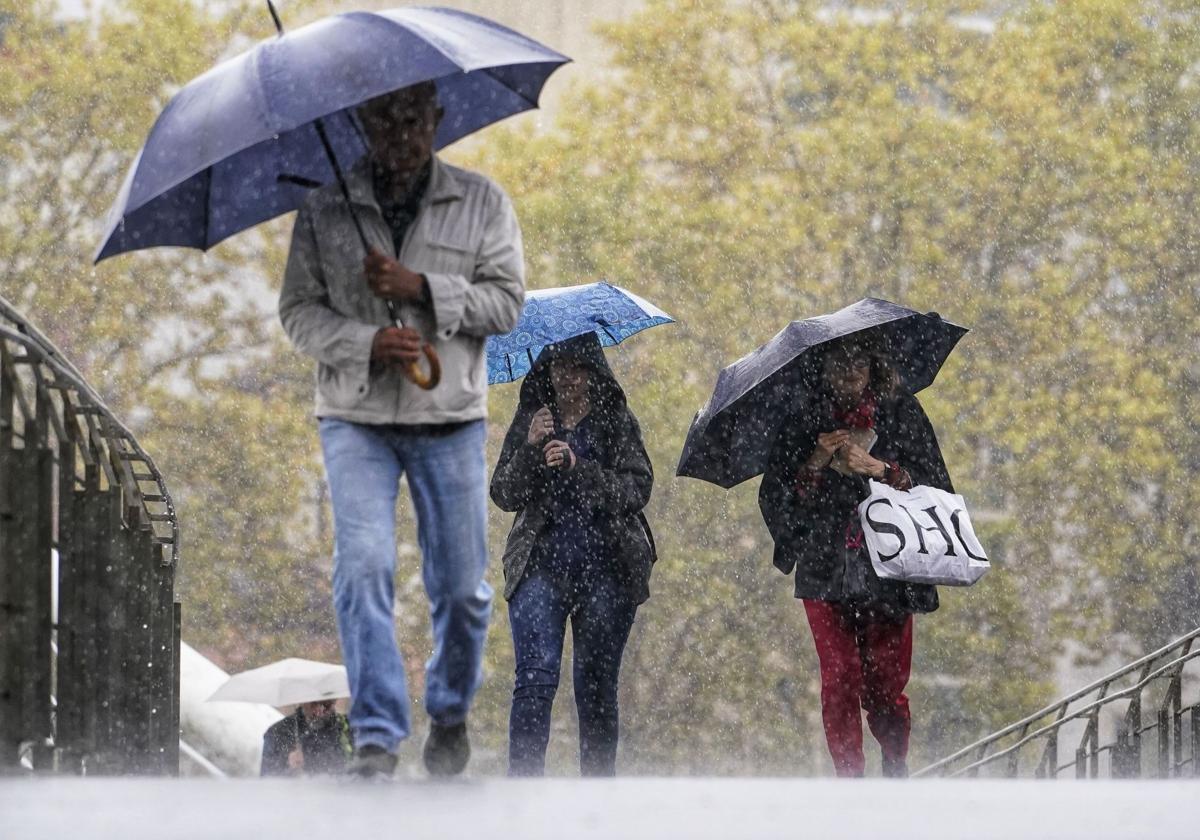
2, 777, 1196, 839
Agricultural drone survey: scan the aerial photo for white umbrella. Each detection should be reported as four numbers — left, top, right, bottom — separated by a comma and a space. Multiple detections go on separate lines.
206, 658, 349, 707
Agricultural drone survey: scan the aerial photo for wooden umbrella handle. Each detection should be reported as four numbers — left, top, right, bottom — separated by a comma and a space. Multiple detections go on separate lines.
403, 343, 441, 390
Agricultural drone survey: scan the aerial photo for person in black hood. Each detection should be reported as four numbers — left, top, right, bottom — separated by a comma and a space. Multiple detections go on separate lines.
759, 334, 953, 779
490, 332, 655, 777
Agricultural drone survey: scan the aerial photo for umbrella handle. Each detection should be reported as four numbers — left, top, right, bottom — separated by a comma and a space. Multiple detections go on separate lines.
403, 344, 441, 390
384, 298, 440, 390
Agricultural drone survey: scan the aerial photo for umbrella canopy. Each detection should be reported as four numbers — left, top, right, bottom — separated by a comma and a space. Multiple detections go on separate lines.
206, 658, 350, 707
95, 6, 569, 261
485, 281, 673, 384
676, 297, 968, 489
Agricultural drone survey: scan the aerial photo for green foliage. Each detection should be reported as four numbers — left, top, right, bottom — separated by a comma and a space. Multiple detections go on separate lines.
468, 0, 1200, 769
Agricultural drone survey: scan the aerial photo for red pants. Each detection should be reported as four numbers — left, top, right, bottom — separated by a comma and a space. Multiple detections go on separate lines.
803, 599, 913, 777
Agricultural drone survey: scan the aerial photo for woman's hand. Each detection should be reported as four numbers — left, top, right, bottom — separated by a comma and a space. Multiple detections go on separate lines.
527, 406, 554, 445
806, 429, 851, 471
543, 439, 576, 470
840, 443, 887, 479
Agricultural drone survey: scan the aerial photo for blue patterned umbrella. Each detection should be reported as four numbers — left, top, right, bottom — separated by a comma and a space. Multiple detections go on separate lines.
486, 282, 673, 384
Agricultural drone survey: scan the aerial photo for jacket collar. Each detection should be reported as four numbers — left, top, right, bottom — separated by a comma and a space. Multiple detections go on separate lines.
345, 154, 464, 211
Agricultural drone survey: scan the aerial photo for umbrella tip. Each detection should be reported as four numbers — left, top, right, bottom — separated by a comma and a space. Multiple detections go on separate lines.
925, 311, 941, 320
266, 0, 284, 35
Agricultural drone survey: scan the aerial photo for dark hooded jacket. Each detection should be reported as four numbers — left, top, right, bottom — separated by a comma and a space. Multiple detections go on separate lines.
260, 707, 352, 777
758, 389, 953, 615
490, 334, 656, 604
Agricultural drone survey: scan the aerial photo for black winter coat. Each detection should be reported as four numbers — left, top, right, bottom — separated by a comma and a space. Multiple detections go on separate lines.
490, 334, 656, 604
758, 390, 953, 615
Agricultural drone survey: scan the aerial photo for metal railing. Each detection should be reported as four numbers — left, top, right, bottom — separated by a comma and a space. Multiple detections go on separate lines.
916, 626, 1200, 779
0, 296, 180, 774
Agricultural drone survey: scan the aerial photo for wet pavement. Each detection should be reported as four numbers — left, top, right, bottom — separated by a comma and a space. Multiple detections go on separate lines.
1, 777, 1195, 839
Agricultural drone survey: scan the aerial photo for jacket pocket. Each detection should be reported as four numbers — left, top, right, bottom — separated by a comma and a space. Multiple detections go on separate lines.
421, 230, 477, 276
318, 362, 389, 409
318, 364, 362, 406
613, 515, 653, 573
501, 508, 543, 599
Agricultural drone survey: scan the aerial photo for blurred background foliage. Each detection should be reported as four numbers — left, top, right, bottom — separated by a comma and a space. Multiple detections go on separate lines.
3, 0, 1198, 774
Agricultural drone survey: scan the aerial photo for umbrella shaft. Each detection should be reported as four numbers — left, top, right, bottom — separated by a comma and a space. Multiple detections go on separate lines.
313, 118, 370, 253
267, 0, 284, 35
385, 299, 403, 328
312, 117, 405, 330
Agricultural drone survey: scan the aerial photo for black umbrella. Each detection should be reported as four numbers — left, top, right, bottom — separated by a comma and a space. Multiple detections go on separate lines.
676, 297, 968, 488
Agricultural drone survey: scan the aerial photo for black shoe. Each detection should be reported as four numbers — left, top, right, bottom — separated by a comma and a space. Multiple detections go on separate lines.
347, 744, 397, 780
423, 721, 470, 777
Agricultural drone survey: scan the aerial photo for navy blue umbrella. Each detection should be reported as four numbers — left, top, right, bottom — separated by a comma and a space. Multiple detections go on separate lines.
485, 282, 673, 384
95, 4, 569, 261
676, 298, 968, 489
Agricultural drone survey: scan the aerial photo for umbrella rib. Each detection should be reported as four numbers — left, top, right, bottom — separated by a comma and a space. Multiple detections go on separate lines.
343, 108, 370, 154
367, 12, 551, 109
479, 67, 541, 109
202, 167, 212, 249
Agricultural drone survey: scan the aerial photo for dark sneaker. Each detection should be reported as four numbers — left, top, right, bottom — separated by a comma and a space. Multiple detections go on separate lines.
347, 744, 397, 780
423, 721, 470, 777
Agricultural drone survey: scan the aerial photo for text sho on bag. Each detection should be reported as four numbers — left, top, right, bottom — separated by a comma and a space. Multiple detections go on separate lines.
857, 480, 990, 587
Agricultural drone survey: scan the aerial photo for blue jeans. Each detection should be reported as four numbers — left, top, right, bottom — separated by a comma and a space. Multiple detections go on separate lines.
319, 418, 492, 753
508, 566, 637, 776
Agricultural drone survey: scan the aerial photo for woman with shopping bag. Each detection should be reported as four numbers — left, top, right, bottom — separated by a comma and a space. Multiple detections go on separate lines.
758, 333, 955, 778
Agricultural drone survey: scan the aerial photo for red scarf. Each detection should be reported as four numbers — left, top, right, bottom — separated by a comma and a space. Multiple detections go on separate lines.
834, 390, 876, 549
831, 389, 877, 430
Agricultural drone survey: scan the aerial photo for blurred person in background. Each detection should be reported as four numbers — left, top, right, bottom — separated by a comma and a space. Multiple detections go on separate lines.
261, 699, 352, 777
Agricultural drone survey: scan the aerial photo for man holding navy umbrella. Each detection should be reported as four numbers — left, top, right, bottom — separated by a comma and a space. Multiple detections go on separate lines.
93, 4, 567, 781
279, 81, 524, 779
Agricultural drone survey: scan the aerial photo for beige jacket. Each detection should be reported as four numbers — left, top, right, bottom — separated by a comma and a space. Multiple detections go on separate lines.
279, 156, 525, 424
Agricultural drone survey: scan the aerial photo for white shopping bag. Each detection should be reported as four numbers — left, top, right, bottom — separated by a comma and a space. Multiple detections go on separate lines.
857, 480, 990, 586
